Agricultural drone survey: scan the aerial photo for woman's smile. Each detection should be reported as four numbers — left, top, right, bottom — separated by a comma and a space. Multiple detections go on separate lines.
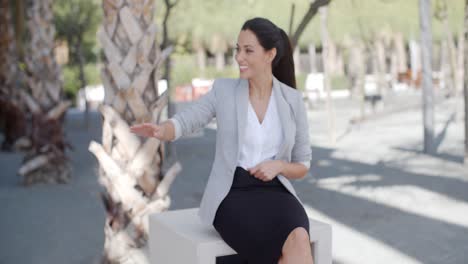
239, 65, 248, 72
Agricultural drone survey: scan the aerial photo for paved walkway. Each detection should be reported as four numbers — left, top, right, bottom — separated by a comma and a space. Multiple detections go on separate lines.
0, 91, 467, 264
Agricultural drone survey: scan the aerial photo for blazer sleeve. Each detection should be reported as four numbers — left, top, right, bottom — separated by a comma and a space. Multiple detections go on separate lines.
169, 80, 217, 139
291, 93, 312, 164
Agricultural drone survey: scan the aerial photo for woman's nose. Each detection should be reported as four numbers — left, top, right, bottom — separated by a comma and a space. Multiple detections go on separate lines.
235, 52, 244, 63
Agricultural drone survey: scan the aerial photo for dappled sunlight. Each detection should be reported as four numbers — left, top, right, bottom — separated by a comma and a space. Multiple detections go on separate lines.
315, 175, 382, 186
317, 182, 468, 229
303, 204, 422, 264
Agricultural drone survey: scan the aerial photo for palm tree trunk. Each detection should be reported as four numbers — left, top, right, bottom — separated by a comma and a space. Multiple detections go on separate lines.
0, 0, 27, 151
18, 0, 71, 185
90, 1, 181, 262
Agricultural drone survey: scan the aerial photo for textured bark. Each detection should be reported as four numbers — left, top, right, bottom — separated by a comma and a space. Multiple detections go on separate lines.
0, 0, 25, 150
92, 0, 181, 263
16, 0, 71, 185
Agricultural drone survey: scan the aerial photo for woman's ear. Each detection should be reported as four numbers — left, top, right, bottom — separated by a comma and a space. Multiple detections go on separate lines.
268, 48, 277, 63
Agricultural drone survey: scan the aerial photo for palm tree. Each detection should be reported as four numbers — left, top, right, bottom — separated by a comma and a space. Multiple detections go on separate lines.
89, 0, 181, 262
0, 0, 25, 151
15, 0, 72, 185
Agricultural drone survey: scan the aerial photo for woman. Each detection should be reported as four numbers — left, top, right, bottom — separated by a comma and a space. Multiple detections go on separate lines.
130, 17, 313, 264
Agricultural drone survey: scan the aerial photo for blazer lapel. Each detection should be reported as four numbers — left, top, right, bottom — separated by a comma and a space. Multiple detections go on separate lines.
235, 78, 249, 160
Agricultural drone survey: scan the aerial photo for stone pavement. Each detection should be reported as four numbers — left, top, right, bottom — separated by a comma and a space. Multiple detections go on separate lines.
0, 91, 467, 264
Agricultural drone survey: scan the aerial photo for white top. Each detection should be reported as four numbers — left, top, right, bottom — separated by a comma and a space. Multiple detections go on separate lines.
169, 88, 310, 170
236, 88, 282, 170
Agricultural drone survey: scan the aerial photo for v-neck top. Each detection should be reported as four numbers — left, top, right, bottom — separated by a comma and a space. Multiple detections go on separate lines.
236, 88, 283, 170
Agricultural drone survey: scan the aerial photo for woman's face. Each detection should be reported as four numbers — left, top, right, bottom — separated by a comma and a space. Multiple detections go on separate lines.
235, 29, 276, 80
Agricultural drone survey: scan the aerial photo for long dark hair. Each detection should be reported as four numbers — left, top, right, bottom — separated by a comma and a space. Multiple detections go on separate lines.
241, 17, 296, 89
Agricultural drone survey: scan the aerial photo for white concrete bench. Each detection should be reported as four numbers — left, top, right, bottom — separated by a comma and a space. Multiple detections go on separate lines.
149, 207, 332, 264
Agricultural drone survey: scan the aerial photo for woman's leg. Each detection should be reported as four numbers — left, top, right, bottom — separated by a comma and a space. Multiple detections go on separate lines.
278, 227, 314, 264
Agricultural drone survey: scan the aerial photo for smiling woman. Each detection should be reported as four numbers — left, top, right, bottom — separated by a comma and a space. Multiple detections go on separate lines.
131, 17, 313, 264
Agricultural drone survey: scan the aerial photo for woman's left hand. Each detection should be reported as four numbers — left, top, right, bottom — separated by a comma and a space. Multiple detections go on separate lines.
248, 160, 285, 182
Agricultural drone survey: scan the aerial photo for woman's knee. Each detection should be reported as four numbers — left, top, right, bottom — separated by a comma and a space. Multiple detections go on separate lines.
283, 227, 310, 251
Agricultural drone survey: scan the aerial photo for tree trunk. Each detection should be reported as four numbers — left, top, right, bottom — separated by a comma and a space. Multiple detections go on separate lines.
76, 37, 90, 129
320, 6, 336, 145
409, 39, 421, 88
419, 0, 435, 154
441, 4, 458, 97
14, 0, 25, 60
308, 44, 317, 73
196, 47, 207, 75
161, 0, 178, 166
328, 39, 337, 75
389, 42, 398, 85
19, 0, 71, 185
441, 39, 452, 91
291, 0, 333, 48
294, 46, 301, 74
374, 36, 388, 94
456, 30, 465, 94
463, 0, 468, 163
91, 1, 181, 262
210, 34, 227, 72
215, 51, 225, 72
0, 0, 27, 151
336, 48, 345, 76
394, 32, 408, 75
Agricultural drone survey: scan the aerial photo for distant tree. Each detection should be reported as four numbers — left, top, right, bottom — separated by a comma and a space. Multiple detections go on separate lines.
435, 0, 458, 97
319, 6, 337, 145
17, 0, 71, 184
419, 0, 435, 154
161, 0, 179, 171
290, 0, 333, 48
54, 0, 101, 127
464, 0, 468, 163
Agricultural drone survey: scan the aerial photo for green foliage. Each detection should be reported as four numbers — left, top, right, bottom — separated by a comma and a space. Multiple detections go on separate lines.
158, 0, 464, 50
54, 0, 101, 100
62, 63, 101, 101
170, 54, 238, 88
53, 0, 101, 64
330, 74, 349, 90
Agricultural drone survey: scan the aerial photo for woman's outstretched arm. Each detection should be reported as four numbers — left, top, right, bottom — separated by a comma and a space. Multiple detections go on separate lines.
129, 120, 176, 141
130, 79, 218, 141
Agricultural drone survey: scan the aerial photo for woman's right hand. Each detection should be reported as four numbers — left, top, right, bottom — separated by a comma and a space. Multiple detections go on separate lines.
130, 123, 165, 140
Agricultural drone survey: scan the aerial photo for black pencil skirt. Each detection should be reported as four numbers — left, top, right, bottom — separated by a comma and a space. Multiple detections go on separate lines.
213, 166, 310, 264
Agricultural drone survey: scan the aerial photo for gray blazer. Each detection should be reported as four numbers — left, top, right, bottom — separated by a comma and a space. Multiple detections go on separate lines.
171, 76, 312, 226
